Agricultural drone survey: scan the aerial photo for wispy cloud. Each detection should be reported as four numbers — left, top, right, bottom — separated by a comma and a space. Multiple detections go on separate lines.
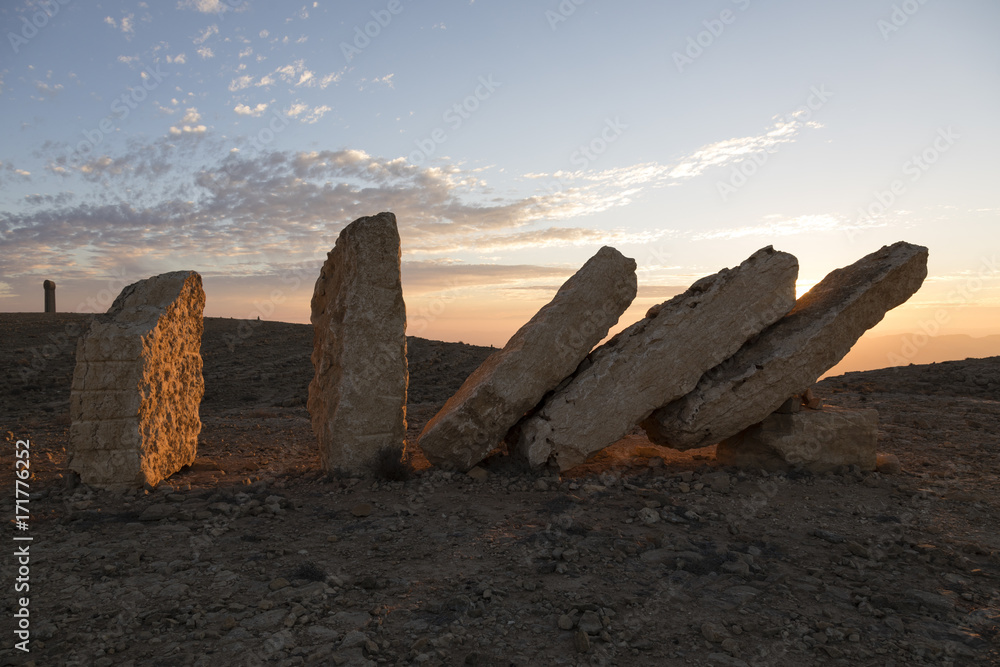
286, 103, 330, 124
668, 115, 822, 180
691, 214, 885, 241
1, 113, 833, 285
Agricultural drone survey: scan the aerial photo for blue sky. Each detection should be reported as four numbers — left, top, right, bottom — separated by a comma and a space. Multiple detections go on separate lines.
1, 0, 998, 347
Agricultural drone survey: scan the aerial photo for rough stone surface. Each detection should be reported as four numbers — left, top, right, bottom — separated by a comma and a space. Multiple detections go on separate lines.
715, 405, 879, 473
642, 241, 928, 450
308, 212, 407, 474
69, 271, 205, 490
511, 246, 798, 470
418, 246, 637, 470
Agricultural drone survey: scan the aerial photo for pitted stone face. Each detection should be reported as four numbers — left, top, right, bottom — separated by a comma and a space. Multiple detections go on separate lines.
69, 270, 205, 490
307, 212, 408, 474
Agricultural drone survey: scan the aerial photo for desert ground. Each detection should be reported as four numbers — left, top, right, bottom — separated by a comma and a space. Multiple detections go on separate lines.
1, 313, 998, 666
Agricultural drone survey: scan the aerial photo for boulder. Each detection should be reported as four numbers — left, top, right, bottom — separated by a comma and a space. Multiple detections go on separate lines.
510, 246, 798, 470
69, 271, 205, 490
715, 406, 878, 473
308, 212, 408, 474
642, 241, 928, 450
418, 246, 637, 470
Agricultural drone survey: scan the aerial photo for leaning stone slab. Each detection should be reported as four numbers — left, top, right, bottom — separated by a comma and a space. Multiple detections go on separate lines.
418, 246, 637, 470
308, 212, 408, 474
510, 246, 798, 470
642, 241, 928, 450
69, 271, 205, 490
715, 406, 878, 473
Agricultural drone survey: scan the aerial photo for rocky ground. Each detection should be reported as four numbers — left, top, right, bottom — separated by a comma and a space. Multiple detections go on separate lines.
1, 313, 999, 666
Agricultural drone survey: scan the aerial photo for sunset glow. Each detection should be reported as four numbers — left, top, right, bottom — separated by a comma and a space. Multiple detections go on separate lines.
1, 1, 997, 368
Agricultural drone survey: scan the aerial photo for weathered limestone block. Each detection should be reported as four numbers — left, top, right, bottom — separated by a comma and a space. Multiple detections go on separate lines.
69, 271, 205, 490
715, 406, 878, 473
308, 212, 408, 474
511, 246, 798, 470
642, 241, 928, 450
419, 246, 637, 470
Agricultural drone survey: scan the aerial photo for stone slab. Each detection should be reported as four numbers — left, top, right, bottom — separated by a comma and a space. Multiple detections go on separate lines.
418, 246, 637, 470
643, 241, 928, 450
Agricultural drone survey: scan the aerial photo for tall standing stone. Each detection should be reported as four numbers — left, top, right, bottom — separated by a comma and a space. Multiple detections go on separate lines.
641, 242, 928, 451
511, 247, 799, 470
308, 212, 408, 474
43, 280, 56, 313
69, 271, 205, 490
418, 246, 637, 470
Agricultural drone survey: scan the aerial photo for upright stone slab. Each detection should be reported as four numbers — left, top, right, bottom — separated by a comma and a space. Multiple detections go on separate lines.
69, 271, 205, 490
715, 406, 879, 473
308, 212, 408, 474
419, 246, 637, 470
510, 246, 798, 470
642, 241, 928, 450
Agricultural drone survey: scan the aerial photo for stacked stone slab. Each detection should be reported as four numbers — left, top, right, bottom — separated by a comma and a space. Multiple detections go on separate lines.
418, 246, 637, 470
308, 212, 408, 474
715, 405, 879, 473
69, 271, 205, 490
510, 246, 799, 471
642, 241, 928, 451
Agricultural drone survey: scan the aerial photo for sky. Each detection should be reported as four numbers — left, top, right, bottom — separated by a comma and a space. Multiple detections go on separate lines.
1, 0, 998, 360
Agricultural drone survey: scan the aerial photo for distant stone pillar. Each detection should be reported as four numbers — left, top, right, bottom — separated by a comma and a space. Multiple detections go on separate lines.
43, 280, 56, 313
308, 212, 408, 475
